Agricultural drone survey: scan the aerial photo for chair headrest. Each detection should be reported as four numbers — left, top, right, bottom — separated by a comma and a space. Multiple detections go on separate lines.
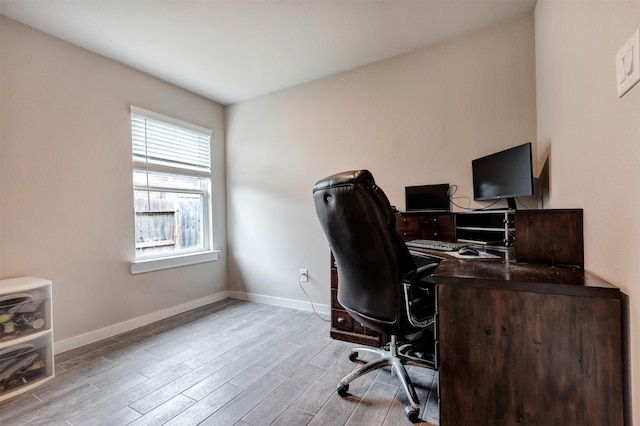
312, 170, 374, 192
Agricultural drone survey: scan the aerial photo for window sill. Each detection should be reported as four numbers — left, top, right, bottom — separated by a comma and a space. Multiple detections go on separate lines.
131, 250, 220, 275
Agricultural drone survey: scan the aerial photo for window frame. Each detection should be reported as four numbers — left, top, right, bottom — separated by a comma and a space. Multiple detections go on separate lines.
129, 106, 219, 274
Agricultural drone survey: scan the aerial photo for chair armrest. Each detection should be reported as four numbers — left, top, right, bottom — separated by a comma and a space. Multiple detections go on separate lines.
402, 263, 439, 328
403, 263, 439, 287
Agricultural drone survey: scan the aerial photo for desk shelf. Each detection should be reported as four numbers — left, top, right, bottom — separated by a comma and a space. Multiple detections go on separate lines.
455, 210, 514, 246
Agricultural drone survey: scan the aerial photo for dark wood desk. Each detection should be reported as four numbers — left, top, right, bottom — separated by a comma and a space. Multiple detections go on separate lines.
433, 257, 624, 426
329, 208, 624, 424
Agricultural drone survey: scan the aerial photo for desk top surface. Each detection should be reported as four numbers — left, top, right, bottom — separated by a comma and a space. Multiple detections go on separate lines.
413, 248, 620, 299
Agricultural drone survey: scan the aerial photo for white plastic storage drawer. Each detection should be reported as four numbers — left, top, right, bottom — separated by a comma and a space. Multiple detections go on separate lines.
0, 277, 54, 402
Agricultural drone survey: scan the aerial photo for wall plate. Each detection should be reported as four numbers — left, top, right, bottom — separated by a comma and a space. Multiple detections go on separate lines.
616, 29, 640, 97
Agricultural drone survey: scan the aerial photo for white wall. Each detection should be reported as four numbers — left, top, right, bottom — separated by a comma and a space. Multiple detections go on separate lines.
0, 17, 227, 347
535, 1, 639, 421
226, 15, 536, 307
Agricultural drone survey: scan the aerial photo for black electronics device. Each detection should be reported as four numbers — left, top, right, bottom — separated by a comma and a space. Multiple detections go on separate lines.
405, 184, 450, 212
472, 142, 534, 209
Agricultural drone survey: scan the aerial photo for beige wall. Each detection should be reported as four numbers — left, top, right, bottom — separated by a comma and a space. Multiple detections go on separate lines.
0, 17, 228, 347
226, 15, 536, 307
535, 1, 639, 420
2, 3, 635, 420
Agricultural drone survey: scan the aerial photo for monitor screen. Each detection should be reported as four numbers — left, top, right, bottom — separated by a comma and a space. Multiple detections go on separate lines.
405, 184, 450, 212
472, 142, 534, 208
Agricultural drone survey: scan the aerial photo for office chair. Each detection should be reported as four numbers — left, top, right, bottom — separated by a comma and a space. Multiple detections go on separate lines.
313, 170, 440, 423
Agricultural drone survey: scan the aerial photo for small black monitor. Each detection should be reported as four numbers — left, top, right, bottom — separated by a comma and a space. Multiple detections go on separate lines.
472, 142, 534, 209
405, 184, 450, 212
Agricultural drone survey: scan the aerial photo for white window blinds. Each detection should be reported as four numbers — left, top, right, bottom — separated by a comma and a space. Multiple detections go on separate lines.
131, 106, 212, 177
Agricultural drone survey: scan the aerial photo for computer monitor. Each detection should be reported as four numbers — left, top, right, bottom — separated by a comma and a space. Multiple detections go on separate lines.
405, 183, 450, 212
472, 142, 534, 210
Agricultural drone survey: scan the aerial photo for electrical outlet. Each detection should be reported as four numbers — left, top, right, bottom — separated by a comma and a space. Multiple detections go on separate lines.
299, 269, 308, 282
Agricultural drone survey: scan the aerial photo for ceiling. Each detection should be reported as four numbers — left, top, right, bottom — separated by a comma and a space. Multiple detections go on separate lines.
0, 0, 536, 105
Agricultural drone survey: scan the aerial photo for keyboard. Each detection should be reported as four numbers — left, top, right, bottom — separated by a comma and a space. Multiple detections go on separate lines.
405, 239, 469, 252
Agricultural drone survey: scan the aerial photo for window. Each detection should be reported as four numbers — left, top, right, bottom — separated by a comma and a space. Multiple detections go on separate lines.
130, 106, 217, 273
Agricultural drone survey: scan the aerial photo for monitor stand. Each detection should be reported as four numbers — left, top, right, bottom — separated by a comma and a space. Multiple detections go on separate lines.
506, 198, 517, 210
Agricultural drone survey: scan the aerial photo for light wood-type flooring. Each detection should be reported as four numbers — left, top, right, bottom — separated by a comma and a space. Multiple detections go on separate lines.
0, 299, 438, 425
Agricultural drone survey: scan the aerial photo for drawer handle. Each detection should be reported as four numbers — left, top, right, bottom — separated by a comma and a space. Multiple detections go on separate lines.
337, 317, 346, 324
403, 219, 408, 224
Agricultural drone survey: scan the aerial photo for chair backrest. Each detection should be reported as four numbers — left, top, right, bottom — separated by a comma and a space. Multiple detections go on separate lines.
313, 170, 416, 335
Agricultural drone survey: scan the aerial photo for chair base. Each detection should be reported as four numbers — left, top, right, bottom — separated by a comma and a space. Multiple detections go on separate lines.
336, 335, 435, 423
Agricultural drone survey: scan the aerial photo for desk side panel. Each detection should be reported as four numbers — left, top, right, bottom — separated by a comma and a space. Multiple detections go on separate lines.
437, 283, 623, 426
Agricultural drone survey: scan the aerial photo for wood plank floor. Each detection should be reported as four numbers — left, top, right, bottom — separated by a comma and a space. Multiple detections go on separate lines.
0, 299, 439, 425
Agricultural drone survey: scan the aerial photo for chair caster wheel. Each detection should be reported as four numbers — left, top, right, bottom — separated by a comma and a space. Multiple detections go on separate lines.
337, 383, 349, 397
348, 351, 359, 362
405, 406, 420, 423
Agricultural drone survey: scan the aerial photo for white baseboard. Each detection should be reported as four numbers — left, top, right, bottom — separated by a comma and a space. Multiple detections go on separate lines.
228, 290, 331, 316
54, 291, 230, 354
55, 290, 330, 355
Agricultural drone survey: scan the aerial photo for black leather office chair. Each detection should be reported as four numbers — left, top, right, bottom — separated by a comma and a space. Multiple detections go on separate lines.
313, 170, 440, 422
